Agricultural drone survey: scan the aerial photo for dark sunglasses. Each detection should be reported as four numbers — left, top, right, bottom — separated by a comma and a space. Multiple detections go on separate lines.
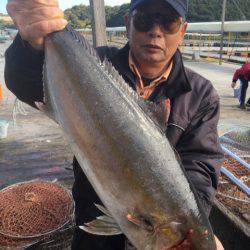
132, 12, 182, 34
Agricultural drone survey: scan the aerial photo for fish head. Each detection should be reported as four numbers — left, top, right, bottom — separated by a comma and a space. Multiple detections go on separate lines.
140, 215, 216, 250
127, 212, 186, 249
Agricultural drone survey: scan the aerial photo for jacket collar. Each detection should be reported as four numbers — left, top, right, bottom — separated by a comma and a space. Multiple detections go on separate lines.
110, 43, 192, 99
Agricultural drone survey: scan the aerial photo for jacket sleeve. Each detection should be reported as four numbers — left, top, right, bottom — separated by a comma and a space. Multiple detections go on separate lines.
4, 33, 44, 108
232, 68, 242, 83
176, 94, 224, 217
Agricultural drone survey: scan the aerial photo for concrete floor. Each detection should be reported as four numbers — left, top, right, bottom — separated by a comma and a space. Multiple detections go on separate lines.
184, 60, 250, 133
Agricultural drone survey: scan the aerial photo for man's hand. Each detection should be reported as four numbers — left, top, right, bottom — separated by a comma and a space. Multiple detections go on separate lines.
231, 82, 236, 88
6, 0, 68, 50
214, 235, 224, 250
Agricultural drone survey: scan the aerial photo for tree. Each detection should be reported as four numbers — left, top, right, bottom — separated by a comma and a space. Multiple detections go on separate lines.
63, 1, 250, 28
64, 5, 91, 29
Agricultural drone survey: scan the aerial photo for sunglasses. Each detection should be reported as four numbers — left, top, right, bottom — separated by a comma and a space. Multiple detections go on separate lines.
132, 12, 182, 34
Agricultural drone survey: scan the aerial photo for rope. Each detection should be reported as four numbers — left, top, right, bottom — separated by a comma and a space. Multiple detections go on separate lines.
12, 98, 27, 127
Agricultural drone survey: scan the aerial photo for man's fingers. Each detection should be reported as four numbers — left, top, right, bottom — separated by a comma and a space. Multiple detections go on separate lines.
8, 0, 59, 10
214, 236, 224, 250
7, 0, 58, 16
23, 18, 68, 41
6, 0, 66, 49
20, 7, 64, 26
27, 0, 59, 6
6, 0, 62, 30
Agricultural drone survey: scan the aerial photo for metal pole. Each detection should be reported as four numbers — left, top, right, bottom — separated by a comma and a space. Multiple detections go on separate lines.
219, 0, 227, 65
221, 145, 250, 170
89, 0, 107, 48
199, 33, 201, 55
221, 167, 250, 196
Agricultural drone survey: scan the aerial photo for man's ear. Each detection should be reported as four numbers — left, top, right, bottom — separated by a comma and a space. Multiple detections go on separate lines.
180, 22, 188, 37
124, 14, 130, 39
179, 22, 188, 45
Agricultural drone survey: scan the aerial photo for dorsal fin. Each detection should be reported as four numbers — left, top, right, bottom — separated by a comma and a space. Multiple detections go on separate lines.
138, 98, 171, 132
66, 25, 99, 59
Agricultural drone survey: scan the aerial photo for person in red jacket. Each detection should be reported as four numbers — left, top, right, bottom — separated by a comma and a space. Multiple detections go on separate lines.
231, 62, 250, 109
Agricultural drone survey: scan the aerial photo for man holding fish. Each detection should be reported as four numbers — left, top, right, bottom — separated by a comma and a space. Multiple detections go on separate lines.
5, 0, 224, 249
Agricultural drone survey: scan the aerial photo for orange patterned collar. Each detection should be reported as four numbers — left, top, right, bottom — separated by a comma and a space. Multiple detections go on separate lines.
128, 51, 173, 99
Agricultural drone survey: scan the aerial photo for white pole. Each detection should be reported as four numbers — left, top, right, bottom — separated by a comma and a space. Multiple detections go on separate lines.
219, 0, 227, 65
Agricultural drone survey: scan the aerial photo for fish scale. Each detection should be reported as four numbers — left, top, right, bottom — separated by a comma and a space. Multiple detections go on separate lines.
43, 25, 216, 250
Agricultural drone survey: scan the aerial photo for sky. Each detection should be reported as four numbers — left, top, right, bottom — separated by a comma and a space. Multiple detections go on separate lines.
0, 0, 130, 14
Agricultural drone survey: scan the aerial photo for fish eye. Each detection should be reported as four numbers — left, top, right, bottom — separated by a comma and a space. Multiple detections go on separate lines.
140, 216, 154, 232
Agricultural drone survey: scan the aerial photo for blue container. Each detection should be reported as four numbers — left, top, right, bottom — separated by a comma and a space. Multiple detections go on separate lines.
0, 120, 9, 139
233, 87, 240, 99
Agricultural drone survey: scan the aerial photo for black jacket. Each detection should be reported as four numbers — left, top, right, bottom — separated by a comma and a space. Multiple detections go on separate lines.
5, 34, 223, 223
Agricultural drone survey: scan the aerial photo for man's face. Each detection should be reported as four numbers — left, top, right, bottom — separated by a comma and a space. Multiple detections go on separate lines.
126, 1, 187, 66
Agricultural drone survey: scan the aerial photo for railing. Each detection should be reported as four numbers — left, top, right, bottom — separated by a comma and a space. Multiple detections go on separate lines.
77, 28, 250, 63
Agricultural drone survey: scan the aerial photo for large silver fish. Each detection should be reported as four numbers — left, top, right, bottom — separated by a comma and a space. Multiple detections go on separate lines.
43, 25, 216, 249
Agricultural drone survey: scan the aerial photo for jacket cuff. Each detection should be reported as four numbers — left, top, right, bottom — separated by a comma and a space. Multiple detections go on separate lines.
21, 38, 44, 56
4, 32, 45, 107
10, 33, 44, 64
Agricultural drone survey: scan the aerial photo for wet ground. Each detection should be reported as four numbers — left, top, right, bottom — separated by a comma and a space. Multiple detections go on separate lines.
184, 59, 250, 133
0, 41, 74, 190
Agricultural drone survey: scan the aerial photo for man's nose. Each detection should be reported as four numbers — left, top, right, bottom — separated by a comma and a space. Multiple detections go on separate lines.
147, 23, 164, 38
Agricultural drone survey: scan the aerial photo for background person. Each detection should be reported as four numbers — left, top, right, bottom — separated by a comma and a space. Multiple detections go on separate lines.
231, 62, 250, 109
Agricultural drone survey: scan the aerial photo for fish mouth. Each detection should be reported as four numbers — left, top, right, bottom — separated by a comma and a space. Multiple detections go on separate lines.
149, 222, 185, 250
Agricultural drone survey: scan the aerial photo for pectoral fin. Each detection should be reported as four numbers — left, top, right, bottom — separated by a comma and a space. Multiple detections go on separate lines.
94, 203, 112, 217
79, 204, 122, 236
